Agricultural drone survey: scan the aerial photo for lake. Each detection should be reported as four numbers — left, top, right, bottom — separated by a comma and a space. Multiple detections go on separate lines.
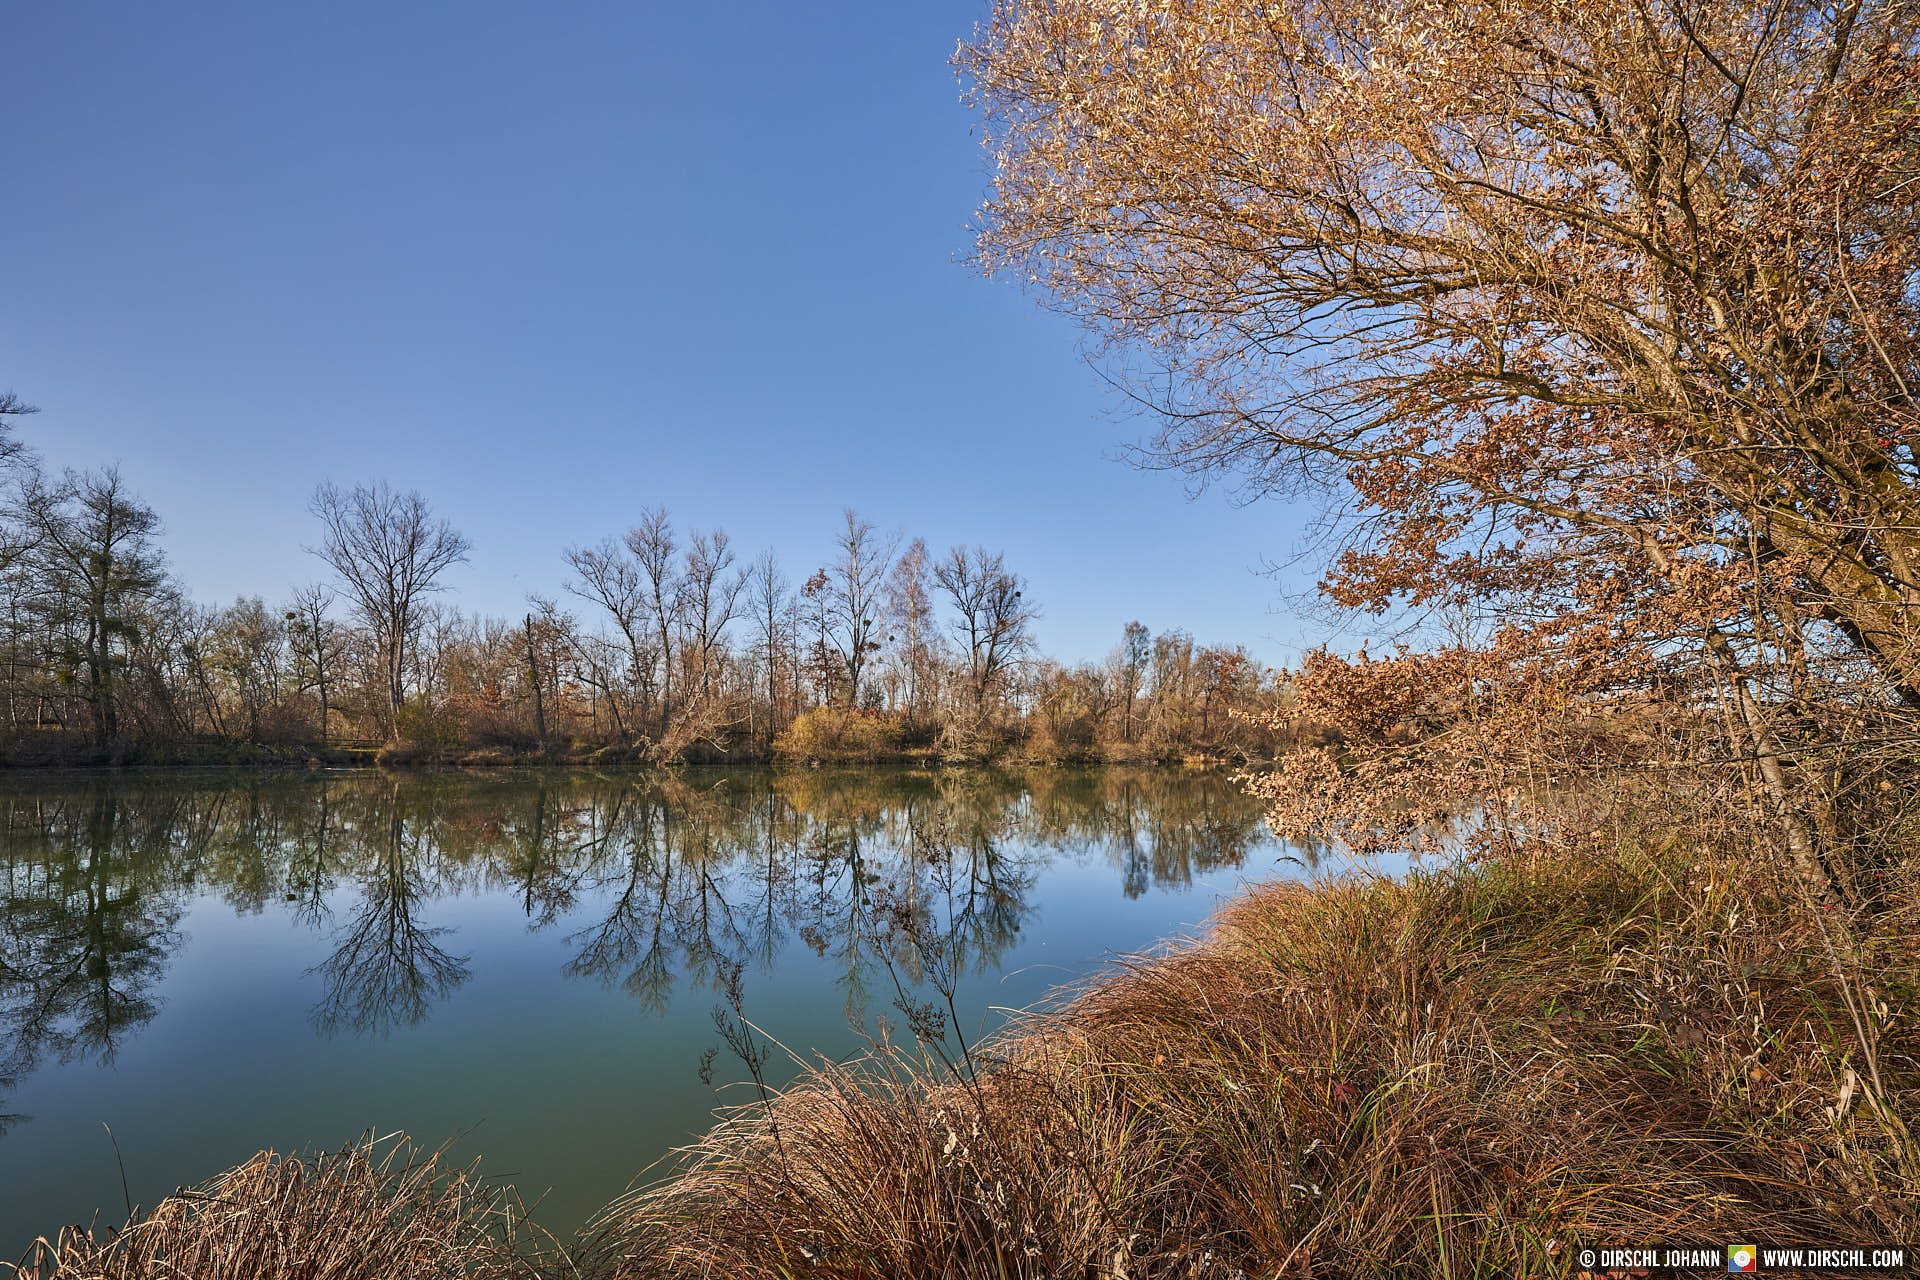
0, 766, 1316, 1257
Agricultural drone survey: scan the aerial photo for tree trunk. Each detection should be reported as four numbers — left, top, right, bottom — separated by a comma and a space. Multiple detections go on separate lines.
525, 616, 547, 745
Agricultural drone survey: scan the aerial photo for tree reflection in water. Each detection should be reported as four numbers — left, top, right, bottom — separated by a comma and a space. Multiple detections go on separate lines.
0, 767, 1281, 1131
308, 792, 473, 1038
0, 786, 187, 1136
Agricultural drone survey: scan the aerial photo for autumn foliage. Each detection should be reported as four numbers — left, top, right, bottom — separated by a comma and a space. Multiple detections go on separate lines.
964, 0, 1920, 892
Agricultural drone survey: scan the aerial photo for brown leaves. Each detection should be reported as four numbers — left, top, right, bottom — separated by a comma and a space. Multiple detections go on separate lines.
965, 0, 1920, 708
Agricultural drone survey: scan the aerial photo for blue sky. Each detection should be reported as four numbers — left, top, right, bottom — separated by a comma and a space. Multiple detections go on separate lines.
2, 1, 1321, 668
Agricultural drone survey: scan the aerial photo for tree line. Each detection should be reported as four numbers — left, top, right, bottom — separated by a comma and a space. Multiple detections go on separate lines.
0, 407, 1286, 764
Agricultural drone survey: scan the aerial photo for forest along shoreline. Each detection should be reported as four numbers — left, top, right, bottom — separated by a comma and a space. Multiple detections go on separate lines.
0, 453, 1295, 778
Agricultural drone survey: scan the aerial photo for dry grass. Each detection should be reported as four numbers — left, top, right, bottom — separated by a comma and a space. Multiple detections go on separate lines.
586, 819, 1920, 1279
5, 1134, 565, 1280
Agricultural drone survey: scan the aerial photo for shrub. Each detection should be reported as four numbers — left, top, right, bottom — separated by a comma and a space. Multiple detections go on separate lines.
773, 706, 907, 763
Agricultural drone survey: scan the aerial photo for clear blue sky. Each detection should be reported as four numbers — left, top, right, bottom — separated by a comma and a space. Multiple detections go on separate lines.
2, 1, 1320, 668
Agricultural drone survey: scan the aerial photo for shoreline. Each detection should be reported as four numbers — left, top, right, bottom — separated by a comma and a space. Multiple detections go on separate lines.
0, 741, 1268, 773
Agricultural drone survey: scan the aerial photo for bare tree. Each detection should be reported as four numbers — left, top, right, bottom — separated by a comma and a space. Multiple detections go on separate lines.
0, 391, 35, 469
214, 595, 286, 743
286, 583, 344, 741
934, 545, 1038, 720
828, 509, 900, 707
308, 481, 470, 740
624, 506, 681, 734
682, 527, 747, 705
1117, 620, 1150, 743
885, 538, 941, 721
563, 538, 650, 734
175, 601, 229, 738
800, 568, 837, 707
532, 593, 628, 740
411, 603, 462, 721
0, 391, 38, 572
748, 549, 793, 744
1150, 631, 1195, 744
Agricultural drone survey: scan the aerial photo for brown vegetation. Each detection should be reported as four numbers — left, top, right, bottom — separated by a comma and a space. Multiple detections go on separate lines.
772, 704, 912, 763
950, 6, 1920, 1265
7, 1135, 553, 1280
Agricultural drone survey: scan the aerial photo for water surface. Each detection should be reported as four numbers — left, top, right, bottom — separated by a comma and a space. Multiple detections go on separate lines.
0, 766, 1311, 1255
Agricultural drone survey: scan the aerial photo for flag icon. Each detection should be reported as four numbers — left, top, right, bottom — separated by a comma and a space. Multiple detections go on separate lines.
1728, 1244, 1757, 1272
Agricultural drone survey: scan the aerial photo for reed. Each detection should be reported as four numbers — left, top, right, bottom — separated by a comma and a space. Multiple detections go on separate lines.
6, 1134, 565, 1280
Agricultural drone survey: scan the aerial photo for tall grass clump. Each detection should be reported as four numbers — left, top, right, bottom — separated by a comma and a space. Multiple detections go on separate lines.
6, 1133, 565, 1280
586, 797, 1919, 1279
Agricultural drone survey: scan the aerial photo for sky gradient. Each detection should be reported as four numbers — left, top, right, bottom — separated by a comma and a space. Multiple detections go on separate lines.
3, 1, 1323, 668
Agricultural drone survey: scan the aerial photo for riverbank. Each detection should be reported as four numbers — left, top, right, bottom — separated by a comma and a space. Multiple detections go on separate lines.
0, 736, 1258, 772
0, 693, 1295, 771
12, 789, 1916, 1279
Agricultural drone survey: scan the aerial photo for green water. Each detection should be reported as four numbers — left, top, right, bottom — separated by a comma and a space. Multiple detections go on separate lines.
0, 766, 1316, 1256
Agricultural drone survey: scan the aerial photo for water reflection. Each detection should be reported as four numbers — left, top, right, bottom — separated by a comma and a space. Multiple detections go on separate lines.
1, 792, 184, 1138
0, 767, 1286, 1135
310, 803, 473, 1038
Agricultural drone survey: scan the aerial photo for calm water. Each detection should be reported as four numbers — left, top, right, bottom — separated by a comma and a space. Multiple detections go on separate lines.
0, 766, 1311, 1255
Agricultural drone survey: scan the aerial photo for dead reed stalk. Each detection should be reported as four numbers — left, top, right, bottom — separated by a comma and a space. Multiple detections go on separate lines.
5, 1132, 566, 1280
